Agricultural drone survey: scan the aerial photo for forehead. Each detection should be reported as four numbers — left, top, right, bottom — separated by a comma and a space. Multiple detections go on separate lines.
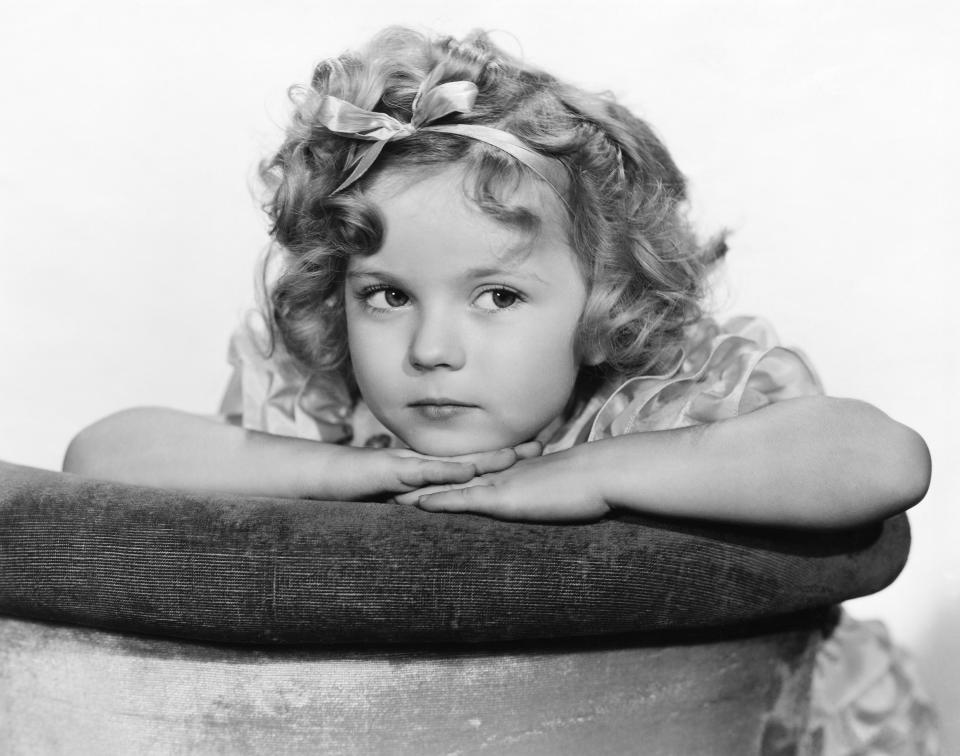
358, 165, 572, 275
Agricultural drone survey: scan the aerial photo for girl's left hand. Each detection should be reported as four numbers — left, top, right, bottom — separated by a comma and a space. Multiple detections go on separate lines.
394, 447, 611, 522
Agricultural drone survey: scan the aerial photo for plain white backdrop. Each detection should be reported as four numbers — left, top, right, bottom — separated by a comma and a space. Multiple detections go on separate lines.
2, 0, 957, 744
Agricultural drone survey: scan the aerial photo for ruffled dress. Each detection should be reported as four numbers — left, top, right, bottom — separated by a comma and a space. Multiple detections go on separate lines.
221, 314, 939, 754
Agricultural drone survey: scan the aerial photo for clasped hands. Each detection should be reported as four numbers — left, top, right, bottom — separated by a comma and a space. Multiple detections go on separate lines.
332, 440, 610, 522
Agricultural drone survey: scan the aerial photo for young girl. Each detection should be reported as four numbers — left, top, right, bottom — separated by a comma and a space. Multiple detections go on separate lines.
64, 27, 937, 753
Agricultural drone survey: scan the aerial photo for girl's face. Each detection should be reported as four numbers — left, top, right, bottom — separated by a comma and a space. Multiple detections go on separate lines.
344, 166, 589, 456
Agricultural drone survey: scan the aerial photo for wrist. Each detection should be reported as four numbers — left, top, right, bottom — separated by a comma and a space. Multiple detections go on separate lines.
298, 440, 367, 500
580, 432, 676, 515
555, 439, 619, 514
244, 430, 343, 500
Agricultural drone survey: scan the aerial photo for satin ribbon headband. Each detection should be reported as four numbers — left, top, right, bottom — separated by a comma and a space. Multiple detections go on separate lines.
315, 80, 570, 208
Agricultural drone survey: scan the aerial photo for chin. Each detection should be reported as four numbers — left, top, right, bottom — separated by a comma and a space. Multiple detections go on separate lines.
400, 429, 514, 457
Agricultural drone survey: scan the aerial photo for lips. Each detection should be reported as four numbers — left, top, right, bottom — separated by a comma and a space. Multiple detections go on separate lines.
408, 398, 478, 420
409, 398, 476, 408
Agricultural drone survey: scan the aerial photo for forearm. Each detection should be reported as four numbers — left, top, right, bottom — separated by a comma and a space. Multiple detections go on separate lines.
63, 407, 336, 499
593, 396, 930, 528
63, 407, 535, 501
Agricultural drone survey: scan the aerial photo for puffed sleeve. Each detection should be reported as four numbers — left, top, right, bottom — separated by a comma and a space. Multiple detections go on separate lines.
219, 316, 353, 443
587, 316, 824, 441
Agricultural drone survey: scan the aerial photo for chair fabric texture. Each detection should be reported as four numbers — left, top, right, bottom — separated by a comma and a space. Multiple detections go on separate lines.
0, 614, 822, 755
0, 460, 909, 646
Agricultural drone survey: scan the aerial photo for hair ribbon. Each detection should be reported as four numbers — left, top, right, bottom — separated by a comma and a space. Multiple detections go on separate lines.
315, 80, 570, 206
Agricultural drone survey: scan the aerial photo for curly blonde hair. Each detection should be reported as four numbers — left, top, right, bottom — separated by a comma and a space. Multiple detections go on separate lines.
261, 27, 724, 383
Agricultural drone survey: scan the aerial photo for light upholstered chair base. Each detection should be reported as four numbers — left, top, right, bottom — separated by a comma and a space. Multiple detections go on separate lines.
0, 615, 820, 755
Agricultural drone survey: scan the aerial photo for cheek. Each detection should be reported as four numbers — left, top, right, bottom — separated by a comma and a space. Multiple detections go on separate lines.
532, 303, 582, 368
489, 317, 581, 411
346, 319, 397, 399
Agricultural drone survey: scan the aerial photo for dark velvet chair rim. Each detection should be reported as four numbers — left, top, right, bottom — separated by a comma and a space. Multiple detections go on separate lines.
0, 460, 908, 645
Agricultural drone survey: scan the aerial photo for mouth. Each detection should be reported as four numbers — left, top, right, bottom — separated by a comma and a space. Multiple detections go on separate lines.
409, 398, 476, 408
408, 398, 478, 420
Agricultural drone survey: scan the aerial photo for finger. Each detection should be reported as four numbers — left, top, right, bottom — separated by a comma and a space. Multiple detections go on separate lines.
463, 441, 542, 473
416, 481, 503, 515
394, 482, 457, 506
435, 447, 516, 474
396, 459, 476, 489
513, 440, 543, 460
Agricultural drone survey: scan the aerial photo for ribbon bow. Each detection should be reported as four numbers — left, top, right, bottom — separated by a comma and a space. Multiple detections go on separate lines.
315, 80, 569, 203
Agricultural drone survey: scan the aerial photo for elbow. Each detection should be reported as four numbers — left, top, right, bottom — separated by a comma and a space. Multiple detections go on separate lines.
838, 399, 931, 522
63, 421, 107, 476
62, 408, 150, 478
881, 421, 931, 511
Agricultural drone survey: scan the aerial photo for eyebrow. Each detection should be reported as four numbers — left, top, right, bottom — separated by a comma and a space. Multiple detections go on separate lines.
346, 265, 547, 285
345, 268, 396, 281
464, 265, 547, 284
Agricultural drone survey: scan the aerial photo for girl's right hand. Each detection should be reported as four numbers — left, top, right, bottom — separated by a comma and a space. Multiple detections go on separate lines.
319, 440, 543, 501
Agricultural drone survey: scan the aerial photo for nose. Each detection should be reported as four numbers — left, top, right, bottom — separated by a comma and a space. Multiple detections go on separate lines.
408, 308, 466, 371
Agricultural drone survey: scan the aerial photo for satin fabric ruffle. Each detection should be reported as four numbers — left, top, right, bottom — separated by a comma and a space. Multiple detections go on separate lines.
540, 315, 823, 453
220, 315, 393, 447
811, 613, 939, 755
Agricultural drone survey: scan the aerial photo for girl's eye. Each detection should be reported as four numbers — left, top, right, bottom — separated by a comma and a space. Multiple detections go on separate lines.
364, 287, 409, 309
476, 288, 521, 311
